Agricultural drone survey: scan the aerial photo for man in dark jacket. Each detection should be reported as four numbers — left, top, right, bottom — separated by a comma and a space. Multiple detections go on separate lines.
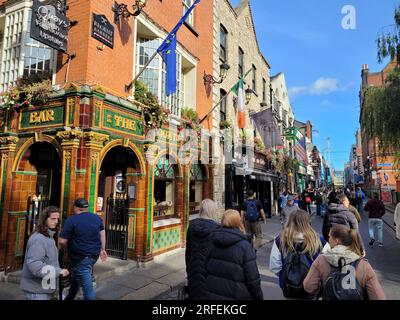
185, 199, 220, 300
322, 194, 359, 242
364, 193, 386, 247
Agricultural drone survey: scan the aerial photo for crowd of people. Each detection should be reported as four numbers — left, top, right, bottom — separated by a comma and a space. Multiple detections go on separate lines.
185, 186, 390, 300
21, 185, 393, 301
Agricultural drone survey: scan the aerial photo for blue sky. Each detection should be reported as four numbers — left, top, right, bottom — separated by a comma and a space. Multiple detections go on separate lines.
230, 0, 398, 170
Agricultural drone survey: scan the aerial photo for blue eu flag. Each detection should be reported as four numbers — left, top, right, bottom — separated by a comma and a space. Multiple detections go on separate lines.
157, 0, 200, 96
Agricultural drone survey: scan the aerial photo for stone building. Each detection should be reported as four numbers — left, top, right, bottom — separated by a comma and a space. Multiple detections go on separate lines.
208, 0, 277, 214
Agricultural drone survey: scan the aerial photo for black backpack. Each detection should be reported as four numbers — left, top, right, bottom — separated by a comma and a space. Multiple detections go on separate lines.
281, 243, 315, 299
322, 257, 365, 300
245, 200, 260, 222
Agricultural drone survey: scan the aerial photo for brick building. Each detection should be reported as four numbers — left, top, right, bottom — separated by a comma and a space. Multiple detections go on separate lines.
360, 62, 399, 201
0, 0, 214, 272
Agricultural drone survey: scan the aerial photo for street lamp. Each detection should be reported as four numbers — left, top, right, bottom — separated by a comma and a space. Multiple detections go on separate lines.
245, 86, 253, 105
203, 63, 230, 86
113, 0, 147, 23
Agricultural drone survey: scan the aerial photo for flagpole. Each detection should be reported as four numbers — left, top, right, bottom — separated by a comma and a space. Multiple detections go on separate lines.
199, 68, 252, 124
125, 51, 159, 93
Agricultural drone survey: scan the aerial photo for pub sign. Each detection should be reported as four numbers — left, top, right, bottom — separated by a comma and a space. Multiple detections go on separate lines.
92, 13, 114, 49
30, 0, 69, 52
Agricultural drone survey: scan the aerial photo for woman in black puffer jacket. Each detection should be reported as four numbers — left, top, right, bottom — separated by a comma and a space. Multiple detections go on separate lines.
186, 199, 220, 300
204, 209, 263, 300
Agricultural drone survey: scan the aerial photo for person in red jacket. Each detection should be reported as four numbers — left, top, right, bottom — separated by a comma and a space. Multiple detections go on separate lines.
364, 193, 386, 247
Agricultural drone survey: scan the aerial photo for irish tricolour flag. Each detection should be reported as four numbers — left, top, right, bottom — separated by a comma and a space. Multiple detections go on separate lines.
232, 78, 246, 129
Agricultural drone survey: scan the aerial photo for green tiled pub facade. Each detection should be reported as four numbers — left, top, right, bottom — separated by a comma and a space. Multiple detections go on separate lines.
0, 84, 212, 271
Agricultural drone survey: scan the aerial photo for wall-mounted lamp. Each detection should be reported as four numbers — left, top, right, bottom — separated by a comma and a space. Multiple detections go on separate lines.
245, 86, 253, 105
113, 0, 147, 23
204, 63, 230, 96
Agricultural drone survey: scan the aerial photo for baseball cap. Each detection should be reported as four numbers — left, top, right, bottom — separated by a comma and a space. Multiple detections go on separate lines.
74, 198, 89, 209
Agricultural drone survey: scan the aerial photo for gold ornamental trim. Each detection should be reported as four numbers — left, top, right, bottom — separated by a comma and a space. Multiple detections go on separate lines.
57, 130, 83, 142
84, 131, 109, 145
0, 136, 19, 146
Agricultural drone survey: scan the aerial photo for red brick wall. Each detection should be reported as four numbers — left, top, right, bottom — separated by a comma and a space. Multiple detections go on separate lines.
56, 0, 135, 97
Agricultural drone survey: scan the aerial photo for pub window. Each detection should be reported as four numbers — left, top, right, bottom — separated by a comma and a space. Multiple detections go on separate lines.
154, 156, 178, 220
0, 9, 55, 92
136, 37, 184, 117
252, 65, 257, 92
182, 0, 194, 26
189, 164, 206, 215
238, 47, 244, 78
220, 24, 228, 62
220, 89, 227, 122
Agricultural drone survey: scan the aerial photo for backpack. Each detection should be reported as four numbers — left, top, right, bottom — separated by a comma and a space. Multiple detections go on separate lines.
281, 243, 315, 299
305, 196, 311, 204
245, 200, 260, 222
322, 258, 365, 300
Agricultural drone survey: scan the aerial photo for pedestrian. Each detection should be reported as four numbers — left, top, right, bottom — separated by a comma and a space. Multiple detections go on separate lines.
356, 187, 366, 215
322, 194, 360, 243
301, 188, 312, 214
315, 190, 323, 217
269, 210, 325, 299
364, 193, 386, 247
281, 195, 297, 226
59, 198, 107, 300
279, 188, 288, 215
185, 199, 220, 300
240, 190, 267, 250
304, 226, 386, 300
394, 201, 400, 240
204, 209, 263, 300
328, 188, 338, 204
20, 206, 69, 300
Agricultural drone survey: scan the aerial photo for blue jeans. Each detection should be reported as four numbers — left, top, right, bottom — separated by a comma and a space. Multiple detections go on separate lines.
65, 256, 97, 300
369, 219, 383, 243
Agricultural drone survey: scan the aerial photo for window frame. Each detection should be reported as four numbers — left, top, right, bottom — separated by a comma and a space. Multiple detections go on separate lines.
220, 89, 227, 122
136, 37, 184, 117
182, 0, 194, 27
262, 78, 267, 102
220, 24, 228, 62
238, 47, 244, 78
252, 64, 257, 92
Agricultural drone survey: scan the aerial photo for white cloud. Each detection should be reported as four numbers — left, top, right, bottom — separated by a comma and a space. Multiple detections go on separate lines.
288, 77, 352, 97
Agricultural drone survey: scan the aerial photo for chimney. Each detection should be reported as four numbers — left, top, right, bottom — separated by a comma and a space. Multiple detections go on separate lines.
361, 64, 369, 87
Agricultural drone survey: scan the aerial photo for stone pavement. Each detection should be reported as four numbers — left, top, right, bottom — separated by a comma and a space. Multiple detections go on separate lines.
0, 215, 283, 300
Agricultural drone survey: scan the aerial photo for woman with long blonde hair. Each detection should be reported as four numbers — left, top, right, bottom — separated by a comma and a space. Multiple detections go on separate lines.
204, 210, 263, 300
269, 210, 325, 299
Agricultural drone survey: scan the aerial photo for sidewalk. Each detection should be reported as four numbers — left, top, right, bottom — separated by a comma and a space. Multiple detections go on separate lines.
0, 215, 283, 300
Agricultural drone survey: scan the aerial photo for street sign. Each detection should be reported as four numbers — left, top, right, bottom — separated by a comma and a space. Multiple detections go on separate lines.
92, 13, 114, 49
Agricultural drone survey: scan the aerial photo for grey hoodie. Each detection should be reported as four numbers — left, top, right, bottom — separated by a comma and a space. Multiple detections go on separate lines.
20, 231, 62, 294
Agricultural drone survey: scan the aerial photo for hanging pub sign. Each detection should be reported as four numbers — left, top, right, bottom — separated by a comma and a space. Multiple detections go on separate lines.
30, 0, 69, 52
92, 13, 114, 49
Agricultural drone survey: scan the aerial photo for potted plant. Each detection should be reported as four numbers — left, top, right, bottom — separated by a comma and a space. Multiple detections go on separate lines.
219, 120, 232, 130
135, 81, 171, 129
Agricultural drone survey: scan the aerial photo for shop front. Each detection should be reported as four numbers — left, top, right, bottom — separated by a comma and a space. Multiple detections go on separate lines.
0, 84, 211, 271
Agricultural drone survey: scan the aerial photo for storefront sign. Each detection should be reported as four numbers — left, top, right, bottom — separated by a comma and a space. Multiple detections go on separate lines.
92, 13, 114, 48
30, 0, 69, 52
20, 106, 65, 129
102, 108, 144, 136
96, 197, 103, 211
